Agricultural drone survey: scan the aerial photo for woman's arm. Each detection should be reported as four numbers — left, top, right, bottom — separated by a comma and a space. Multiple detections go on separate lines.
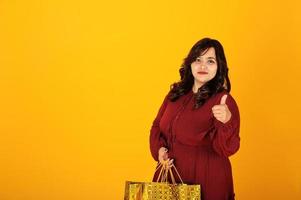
212, 93, 240, 157
149, 92, 169, 161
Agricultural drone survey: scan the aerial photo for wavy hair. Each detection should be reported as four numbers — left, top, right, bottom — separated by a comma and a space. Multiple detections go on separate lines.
168, 37, 231, 109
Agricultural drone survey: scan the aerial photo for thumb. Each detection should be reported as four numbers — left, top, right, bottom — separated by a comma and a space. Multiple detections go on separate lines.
220, 94, 228, 105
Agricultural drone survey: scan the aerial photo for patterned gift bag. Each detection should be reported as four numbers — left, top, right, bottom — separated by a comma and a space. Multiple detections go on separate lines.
124, 162, 201, 200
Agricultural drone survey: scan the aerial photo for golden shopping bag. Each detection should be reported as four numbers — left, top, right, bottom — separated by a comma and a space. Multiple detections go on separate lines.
124, 161, 201, 200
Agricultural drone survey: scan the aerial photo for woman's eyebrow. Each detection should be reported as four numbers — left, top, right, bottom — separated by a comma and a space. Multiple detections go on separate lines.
197, 56, 217, 60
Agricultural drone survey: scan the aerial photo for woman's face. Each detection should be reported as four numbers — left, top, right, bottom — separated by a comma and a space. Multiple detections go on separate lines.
191, 47, 218, 86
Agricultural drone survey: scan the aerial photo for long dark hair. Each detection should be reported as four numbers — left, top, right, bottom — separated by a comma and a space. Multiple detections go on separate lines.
168, 37, 231, 109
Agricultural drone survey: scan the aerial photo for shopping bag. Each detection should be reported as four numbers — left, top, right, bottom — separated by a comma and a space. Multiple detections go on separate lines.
124, 161, 201, 200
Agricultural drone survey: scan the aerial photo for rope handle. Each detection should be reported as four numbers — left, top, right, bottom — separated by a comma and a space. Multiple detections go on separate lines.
154, 160, 184, 184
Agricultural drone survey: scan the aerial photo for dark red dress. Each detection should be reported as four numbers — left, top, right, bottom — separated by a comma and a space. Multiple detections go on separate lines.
149, 88, 240, 200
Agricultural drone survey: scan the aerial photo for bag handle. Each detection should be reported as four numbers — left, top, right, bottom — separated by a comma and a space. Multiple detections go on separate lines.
154, 161, 184, 184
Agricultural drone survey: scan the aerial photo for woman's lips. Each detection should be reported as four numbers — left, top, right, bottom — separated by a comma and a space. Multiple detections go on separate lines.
198, 72, 208, 74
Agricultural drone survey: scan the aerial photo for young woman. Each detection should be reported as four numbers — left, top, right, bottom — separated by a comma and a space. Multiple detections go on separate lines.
150, 38, 240, 200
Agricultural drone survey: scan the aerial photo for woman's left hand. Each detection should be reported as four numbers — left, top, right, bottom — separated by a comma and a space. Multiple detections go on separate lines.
212, 94, 232, 124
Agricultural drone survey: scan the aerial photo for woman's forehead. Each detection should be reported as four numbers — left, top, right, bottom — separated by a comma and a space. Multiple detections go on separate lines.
198, 47, 216, 58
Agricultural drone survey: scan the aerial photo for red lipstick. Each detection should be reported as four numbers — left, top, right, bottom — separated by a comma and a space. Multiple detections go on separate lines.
198, 71, 208, 74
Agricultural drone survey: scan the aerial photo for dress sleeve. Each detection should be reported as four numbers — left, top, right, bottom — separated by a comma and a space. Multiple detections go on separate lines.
149, 92, 169, 161
211, 93, 240, 157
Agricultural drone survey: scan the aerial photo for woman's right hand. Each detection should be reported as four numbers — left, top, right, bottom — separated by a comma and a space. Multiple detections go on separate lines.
158, 147, 173, 169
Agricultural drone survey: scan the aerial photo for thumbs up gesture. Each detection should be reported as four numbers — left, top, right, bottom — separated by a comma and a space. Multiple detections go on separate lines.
212, 94, 232, 124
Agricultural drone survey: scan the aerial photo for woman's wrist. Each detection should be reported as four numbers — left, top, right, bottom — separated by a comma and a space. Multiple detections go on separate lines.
159, 147, 168, 153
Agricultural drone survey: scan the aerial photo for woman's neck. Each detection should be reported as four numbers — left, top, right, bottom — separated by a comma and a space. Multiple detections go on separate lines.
192, 82, 203, 93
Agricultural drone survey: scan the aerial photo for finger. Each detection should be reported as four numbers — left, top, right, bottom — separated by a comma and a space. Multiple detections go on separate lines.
161, 160, 168, 168
212, 109, 226, 117
213, 115, 225, 121
211, 105, 219, 110
212, 110, 223, 114
220, 94, 228, 105
213, 113, 224, 118
167, 164, 173, 169
212, 105, 225, 111
160, 159, 168, 165
216, 118, 223, 122
167, 159, 174, 168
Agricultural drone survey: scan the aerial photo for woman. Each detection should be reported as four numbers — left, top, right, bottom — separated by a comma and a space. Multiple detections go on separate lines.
149, 38, 240, 200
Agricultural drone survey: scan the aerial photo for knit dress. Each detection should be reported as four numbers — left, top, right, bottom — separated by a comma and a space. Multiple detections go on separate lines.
149, 88, 240, 200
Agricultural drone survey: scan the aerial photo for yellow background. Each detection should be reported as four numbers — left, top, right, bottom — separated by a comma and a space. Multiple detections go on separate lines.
0, 0, 300, 199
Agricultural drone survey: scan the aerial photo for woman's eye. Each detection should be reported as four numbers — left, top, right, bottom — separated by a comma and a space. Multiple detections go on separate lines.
208, 60, 215, 64
195, 58, 202, 63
